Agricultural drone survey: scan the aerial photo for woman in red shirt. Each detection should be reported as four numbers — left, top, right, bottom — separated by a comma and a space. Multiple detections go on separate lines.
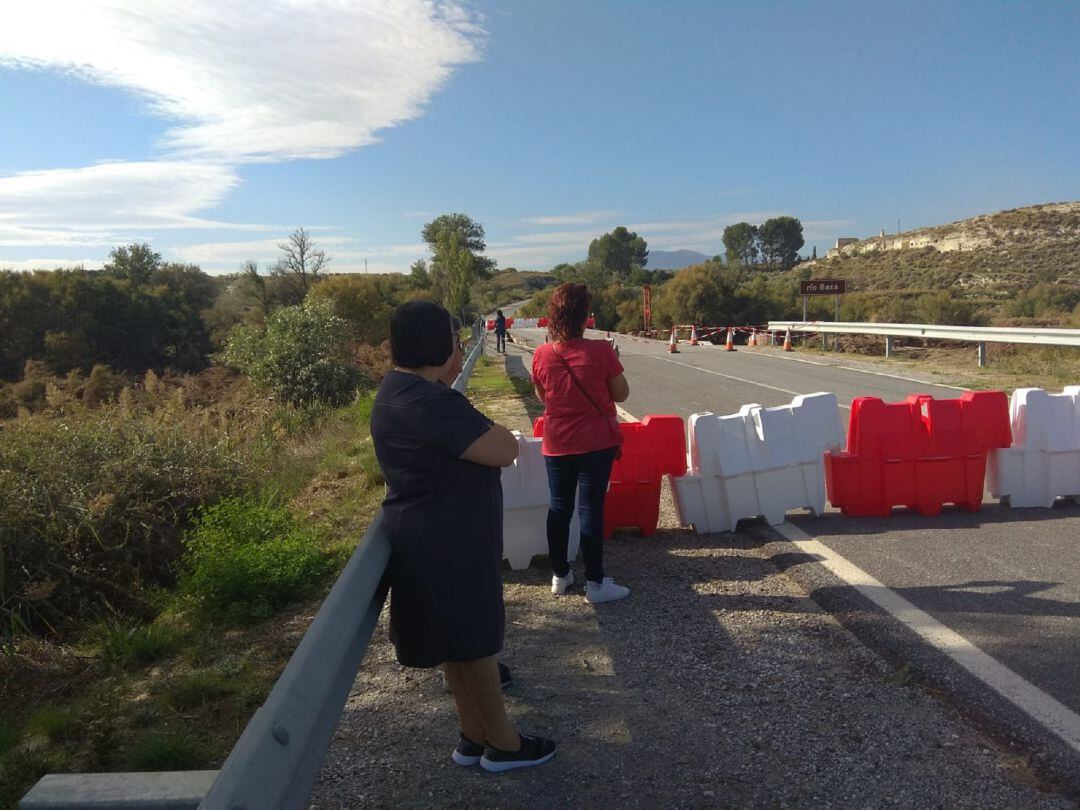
532, 283, 631, 604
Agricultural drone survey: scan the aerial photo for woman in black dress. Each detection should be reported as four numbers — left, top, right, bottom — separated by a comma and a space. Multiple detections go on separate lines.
371, 301, 555, 773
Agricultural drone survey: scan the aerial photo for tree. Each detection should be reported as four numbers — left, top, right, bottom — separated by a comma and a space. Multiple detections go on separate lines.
587, 226, 648, 280
422, 213, 496, 277
202, 261, 267, 347
421, 213, 494, 319
103, 243, 161, 284
759, 217, 804, 270
309, 273, 411, 345
409, 258, 431, 289
438, 230, 478, 322
271, 227, 330, 298
722, 223, 759, 268
653, 263, 728, 326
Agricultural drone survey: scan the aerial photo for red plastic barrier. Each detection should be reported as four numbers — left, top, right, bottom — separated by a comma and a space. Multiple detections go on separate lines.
533, 414, 686, 538
538, 317, 549, 327
825, 392, 1011, 517
486, 319, 495, 331
505, 317, 515, 328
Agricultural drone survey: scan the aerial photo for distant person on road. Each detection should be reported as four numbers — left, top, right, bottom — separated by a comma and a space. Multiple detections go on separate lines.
372, 300, 556, 772
531, 283, 632, 604
494, 309, 507, 354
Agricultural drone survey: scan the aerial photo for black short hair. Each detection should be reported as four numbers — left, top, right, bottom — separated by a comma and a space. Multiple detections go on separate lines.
390, 301, 454, 368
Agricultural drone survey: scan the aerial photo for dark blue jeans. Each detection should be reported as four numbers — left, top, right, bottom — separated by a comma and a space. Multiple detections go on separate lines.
545, 446, 617, 584
495, 332, 506, 352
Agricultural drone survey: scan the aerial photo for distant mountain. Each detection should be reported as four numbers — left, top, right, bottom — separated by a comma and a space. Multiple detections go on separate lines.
648, 249, 711, 270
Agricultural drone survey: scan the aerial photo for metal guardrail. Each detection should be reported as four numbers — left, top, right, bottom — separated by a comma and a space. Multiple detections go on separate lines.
767, 321, 1080, 367
453, 322, 486, 393
767, 321, 1080, 347
21, 333, 488, 810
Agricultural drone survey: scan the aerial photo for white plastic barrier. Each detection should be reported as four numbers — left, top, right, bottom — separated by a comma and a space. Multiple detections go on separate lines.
512, 317, 539, 329
671, 393, 843, 532
988, 386, 1080, 508
501, 433, 580, 570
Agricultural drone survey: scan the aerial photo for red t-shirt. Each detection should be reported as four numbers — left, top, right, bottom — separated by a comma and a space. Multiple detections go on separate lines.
531, 338, 624, 456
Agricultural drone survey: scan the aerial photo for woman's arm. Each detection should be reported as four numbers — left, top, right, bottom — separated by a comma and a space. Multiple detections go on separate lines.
608, 373, 630, 403
460, 423, 520, 467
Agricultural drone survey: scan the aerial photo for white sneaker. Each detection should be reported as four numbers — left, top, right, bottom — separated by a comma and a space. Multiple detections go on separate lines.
585, 577, 630, 604
551, 571, 574, 595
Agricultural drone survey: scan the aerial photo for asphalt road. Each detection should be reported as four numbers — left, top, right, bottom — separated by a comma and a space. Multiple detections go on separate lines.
514, 326, 1080, 781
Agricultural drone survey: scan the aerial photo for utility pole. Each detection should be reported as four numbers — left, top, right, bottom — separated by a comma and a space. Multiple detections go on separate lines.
364, 258, 368, 274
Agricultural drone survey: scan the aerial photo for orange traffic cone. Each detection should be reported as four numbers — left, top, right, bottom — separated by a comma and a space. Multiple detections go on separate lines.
748, 329, 757, 347
783, 328, 793, 352
690, 325, 699, 346
668, 329, 680, 353
725, 327, 736, 352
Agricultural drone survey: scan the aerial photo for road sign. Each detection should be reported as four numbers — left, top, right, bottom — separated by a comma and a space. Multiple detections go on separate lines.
800, 278, 846, 296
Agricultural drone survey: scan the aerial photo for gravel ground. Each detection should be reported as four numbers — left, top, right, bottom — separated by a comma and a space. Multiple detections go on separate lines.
310, 350, 1072, 808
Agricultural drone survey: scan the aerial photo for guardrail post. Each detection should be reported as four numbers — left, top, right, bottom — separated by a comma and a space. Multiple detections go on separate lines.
885, 336, 893, 358
978, 341, 987, 367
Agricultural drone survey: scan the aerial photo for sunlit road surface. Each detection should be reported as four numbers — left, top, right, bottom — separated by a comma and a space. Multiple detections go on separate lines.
514, 326, 1080, 763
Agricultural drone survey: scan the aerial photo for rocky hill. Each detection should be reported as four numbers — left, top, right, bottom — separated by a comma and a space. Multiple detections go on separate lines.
802, 202, 1080, 320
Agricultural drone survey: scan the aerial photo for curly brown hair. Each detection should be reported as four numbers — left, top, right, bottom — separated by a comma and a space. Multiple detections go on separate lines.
547, 282, 592, 343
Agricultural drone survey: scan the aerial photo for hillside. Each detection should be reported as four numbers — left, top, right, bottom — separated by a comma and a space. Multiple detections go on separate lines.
802, 202, 1080, 322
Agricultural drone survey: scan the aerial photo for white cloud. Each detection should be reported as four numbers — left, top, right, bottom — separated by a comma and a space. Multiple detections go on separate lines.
0, 161, 238, 229
0, 2, 483, 260
502, 228, 602, 246
521, 210, 621, 227
0, 1, 484, 163
0, 258, 104, 271
0, 161, 242, 247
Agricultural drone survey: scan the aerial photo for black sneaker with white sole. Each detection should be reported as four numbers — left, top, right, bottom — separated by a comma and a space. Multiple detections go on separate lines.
480, 733, 556, 773
452, 733, 485, 766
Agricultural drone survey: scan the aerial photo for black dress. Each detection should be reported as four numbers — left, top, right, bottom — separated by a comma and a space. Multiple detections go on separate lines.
371, 370, 505, 668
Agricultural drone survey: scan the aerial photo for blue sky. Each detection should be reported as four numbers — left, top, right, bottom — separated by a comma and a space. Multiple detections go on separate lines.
1, 0, 1078, 274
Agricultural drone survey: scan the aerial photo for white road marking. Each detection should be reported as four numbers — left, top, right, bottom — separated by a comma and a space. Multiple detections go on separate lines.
747, 349, 970, 392
775, 520, 1080, 755
633, 353, 853, 410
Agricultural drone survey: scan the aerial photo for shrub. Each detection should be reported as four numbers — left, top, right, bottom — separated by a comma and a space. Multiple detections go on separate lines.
0, 748, 53, 810
164, 670, 238, 710
123, 732, 209, 771
0, 721, 19, 757
99, 619, 183, 668
179, 498, 336, 621
221, 298, 359, 407
0, 386, 16, 419
0, 409, 248, 637
82, 364, 125, 406
25, 705, 80, 743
